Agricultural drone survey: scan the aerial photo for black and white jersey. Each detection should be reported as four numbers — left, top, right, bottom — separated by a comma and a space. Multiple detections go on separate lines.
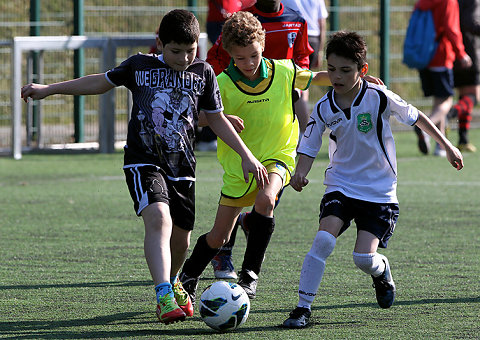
106, 53, 223, 181
298, 80, 419, 203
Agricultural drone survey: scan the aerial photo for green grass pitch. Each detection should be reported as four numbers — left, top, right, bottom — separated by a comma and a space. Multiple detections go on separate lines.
1, 129, 479, 339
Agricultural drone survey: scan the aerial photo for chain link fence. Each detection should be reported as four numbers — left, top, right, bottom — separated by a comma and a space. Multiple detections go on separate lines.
3, 0, 471, 156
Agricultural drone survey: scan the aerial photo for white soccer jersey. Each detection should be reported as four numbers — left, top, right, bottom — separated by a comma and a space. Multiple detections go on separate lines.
298, 80, 419, 203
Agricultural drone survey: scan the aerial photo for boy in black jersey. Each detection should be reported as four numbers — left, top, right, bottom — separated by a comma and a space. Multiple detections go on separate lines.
21, 9, 268, 325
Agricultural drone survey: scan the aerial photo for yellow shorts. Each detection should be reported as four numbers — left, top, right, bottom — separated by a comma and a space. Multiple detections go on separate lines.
219, 161, 290, 207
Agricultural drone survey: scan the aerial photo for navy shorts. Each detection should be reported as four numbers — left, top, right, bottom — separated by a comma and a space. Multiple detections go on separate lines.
419, 68, 454, 98
319, 191, 399, 248
123, 164, 195, 231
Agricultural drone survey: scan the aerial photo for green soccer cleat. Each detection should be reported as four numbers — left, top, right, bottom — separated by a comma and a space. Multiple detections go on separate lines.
172, 279, 194, 316
179, 271, 199, 307
156, 293, 186, 324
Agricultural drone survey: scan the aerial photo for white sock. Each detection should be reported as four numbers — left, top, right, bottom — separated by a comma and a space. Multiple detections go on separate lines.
352, 252, 386, 277
297, 230, 336, 309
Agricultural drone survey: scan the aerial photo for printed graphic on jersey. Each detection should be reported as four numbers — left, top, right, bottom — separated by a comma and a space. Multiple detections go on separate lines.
357, 113, 372, 133
287, 32, 297, 48
151, 88, 195, 176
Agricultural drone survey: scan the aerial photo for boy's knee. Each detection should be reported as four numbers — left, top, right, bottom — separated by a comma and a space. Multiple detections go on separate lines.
206, 232, 229, 249
254, 192, 276, 215
352, 252, 385, 276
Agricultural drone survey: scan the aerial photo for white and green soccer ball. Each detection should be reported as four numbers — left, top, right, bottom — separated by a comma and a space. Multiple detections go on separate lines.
199, 280, 250, 332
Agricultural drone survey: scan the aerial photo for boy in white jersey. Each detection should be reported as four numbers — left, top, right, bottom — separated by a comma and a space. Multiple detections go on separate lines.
282, 31, 464, 328
21, 9, 268, 325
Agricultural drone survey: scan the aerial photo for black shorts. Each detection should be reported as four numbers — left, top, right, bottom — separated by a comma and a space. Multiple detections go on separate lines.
419, 68, 454, 98
319, 191, 399, 248
123, 164, 195, 231
453, 63, 480, 87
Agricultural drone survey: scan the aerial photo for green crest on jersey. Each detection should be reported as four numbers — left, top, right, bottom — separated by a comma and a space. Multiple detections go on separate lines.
357, 113, 372, 133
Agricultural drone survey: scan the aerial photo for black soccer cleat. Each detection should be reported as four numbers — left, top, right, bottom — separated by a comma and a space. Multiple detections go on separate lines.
237, 269, 258, 299
371, 258, 396, 309
282, 307, 311, 328
179, 271, 199, 307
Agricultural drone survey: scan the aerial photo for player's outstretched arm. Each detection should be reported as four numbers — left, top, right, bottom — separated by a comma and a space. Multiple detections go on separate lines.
21, 73, 114, 102
205, 111, 269, 188
290, 154, 315, 192
311, 71, 331, 86
415, 111, 464, 170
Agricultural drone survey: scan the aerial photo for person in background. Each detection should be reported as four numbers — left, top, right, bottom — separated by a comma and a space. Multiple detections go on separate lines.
413, 0, 472, 157
206, 0, 242, 44
282, 0, 328, 69
448, 0, 480, 152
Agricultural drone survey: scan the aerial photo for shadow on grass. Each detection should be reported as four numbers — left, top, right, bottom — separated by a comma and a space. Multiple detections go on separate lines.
0, 277, 214, 291
0, 312, 298, 339
1, 296, 478, 338
263, 296, 480, 314
0, 280, 152, 290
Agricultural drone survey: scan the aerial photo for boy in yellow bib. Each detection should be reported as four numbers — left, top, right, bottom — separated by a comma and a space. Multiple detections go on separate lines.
180, 11, 333, 302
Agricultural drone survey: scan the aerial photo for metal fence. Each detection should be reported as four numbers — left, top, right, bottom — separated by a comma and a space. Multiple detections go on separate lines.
2, 0, 441, 158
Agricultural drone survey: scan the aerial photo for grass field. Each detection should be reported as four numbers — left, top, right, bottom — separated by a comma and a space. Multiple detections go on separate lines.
1, 129, 479, 339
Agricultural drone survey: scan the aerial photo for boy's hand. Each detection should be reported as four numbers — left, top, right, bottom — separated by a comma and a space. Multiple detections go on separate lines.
445, 145, 464, 170
21, 83, 49, 102
241, 157, 269, 189
364, 75, 384, 86
290, 172, 309, 192
225, 115, 244, 133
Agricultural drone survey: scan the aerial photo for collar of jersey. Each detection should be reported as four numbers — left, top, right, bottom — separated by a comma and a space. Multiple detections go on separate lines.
227, 58, 268, 87
250, 3, 284, 17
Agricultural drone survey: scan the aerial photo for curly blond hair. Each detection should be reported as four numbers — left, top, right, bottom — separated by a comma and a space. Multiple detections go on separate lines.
222, 11, 265, 53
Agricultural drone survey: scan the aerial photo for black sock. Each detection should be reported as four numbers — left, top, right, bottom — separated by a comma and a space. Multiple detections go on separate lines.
241, 209, 275, 275
182, 234, 219, 278
459, 128, 469, 144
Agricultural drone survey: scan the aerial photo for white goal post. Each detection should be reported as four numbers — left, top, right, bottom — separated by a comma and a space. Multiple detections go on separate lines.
10, 33, 208, 159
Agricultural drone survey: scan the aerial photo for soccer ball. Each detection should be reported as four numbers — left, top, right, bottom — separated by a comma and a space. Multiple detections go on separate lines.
199, 281, 250, 332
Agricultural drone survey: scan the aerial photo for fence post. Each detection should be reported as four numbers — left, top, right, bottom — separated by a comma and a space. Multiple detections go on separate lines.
188, 0, 198, 15
29, 0, 41, 144
99, 38, 116, 154
11, 39, 22, 160
329, 0, 340, 32
380, 0, 390, 86
74, 0, 85, 143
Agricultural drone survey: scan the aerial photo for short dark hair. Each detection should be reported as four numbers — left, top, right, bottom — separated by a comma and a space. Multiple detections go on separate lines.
326, 31, 367, 70
158, 9, 200, 46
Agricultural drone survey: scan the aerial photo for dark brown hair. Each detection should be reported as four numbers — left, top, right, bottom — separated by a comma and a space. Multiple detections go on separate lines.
158, 9, 200, 46
326, 31, 367, 70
